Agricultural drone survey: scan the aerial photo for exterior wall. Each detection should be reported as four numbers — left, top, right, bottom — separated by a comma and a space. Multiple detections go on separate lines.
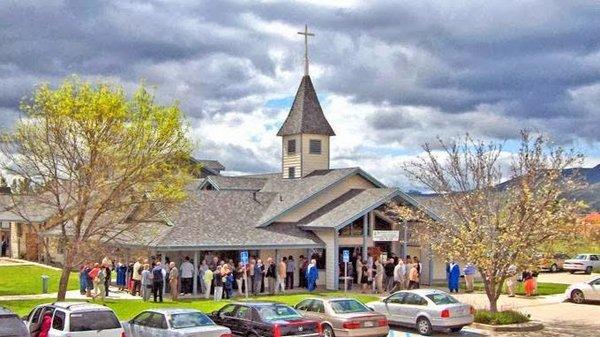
10, 222, 36, 259
282, 135, 302, 178
313, 229, 336, 290
47, 237, 65, 264
277, 174, 377, 223
301, 134, 330, 177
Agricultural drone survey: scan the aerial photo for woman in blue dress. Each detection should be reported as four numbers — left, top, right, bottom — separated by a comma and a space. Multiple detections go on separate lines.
116, 261, 127, 291
306, 259, 319, 292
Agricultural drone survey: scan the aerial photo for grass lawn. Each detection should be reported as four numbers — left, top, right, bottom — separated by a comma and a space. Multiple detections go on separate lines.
0, 292, 380, 320
0, 265, 79, 296
433, 281, 568, 296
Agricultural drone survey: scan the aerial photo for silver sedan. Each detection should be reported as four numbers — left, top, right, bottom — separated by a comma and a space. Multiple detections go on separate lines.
366, 289, 474, 336
122, 308, 231, 337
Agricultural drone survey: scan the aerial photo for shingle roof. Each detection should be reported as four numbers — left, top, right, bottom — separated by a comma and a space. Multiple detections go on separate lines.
153, 190, 323, 249
205, 176, 267, 191
256, 168, 362, 226
276, 75, 335, 136
299, 188, 400, 229
192, 159, 225, 171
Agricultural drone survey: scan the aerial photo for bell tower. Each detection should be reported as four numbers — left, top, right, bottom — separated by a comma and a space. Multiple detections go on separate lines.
277, 25, 335, 178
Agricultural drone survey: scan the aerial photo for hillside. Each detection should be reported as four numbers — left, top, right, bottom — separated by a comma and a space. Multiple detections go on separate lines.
410, 164, 600, 212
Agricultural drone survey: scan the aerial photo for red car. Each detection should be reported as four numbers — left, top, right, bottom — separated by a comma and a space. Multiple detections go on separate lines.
210, 302, 322, 337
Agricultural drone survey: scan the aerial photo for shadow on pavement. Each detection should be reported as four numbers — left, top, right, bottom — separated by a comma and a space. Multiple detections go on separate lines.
388, 324, 488, 336
498, 321, 600, 337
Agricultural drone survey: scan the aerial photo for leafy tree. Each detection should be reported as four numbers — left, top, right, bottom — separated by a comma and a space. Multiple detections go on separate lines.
0, 78, 193, 300
400, 132, 584, 312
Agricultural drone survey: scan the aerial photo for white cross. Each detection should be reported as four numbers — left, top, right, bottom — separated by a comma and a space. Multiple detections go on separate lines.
297, 24, 315, 76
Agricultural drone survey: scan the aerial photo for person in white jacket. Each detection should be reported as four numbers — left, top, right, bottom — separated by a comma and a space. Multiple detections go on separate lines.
392, 259, 406, 292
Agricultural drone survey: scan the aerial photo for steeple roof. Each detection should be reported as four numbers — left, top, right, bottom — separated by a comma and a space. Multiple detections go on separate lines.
277, 75, 335, 136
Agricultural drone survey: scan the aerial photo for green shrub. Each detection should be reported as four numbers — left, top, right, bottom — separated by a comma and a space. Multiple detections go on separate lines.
474, 310, 530, 325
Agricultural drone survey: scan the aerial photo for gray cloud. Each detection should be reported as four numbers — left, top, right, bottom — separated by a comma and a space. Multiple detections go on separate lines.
0, 0, 599, 176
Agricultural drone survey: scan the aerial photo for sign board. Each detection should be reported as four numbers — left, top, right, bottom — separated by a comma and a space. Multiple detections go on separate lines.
240, 250, 249, 265
342, 250, 350, 263
372, 230, 400, 242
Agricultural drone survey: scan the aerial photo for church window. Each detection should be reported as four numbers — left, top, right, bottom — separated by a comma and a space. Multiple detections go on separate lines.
287, 139, 296, 154
288, 166, 296, 178
309, 139, 321, 154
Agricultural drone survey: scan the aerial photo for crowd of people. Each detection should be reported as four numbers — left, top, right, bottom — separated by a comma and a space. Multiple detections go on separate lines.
78, 253, 322, 302
344, 254, 423, 294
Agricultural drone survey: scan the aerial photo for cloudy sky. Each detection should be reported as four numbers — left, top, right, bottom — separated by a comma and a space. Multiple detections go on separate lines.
1, 0, 599, 189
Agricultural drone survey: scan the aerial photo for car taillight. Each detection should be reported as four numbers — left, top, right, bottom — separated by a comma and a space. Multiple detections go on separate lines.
220, 334, 233, 337
441, 309, 450, 318
317, 322, 323, 334
342, 321, 362, 329
470, 306, 475, 315
378, 318, 388, 327
273, 324, 282, 337
121, 332, 126, 337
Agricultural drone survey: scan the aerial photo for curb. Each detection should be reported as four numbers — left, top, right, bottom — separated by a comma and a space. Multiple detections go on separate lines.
471, 321, 544, 332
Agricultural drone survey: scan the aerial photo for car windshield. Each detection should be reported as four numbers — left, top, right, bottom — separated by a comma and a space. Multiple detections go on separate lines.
574, 255, 587, 260
426, 293, 460, 305
169, 312, 214, 329
70, 311, 121, 331
0, 316, 29, 335
330, 299, 370, 314
258, 305, 302, 321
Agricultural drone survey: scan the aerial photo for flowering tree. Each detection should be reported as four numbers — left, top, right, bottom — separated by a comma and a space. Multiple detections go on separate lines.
0, 78, 193, 300
401, 132, 584, 312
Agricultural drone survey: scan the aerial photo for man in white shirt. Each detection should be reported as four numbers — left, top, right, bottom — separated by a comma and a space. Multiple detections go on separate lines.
180, 256, 195, 295
393, 259, 406, 292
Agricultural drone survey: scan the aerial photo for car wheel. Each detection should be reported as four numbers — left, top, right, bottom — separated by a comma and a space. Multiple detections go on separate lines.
451, 327, 463, 333
416, 317, 433, 336
571, 290, 585, 304
550, 264, 557, 273
585, 266, 593, 274
322, 324, 335, 337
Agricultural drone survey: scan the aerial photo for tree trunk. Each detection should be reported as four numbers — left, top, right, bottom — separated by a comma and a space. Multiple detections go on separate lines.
483, 278, 499, 313
56, 248, 75, 301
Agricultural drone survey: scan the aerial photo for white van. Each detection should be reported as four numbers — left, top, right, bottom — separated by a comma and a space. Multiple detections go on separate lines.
24, 302, 124, 337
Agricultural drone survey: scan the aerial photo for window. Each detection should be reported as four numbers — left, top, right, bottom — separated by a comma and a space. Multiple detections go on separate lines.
235, 306, 253, 320
29, 307, 43, 323
287, 139, 296, 154
131, 312, 153, 326
219, 305, 237, 317
148, 313, 168, 329
309, 139, 321, 154
309, 300, 325, 313
288, 166, 296, 178
0, 316, 29, 335
258, 305, 302, 321
386, 292, 406, 304
590, 255, 598, 261
426, 293, 459, 305
404, 293, 427, 306
52, 311, 65, 331
330, 299, 370, 314
295, 300, 313, 311
169, 312, 214, 329
69, 311, 121, 331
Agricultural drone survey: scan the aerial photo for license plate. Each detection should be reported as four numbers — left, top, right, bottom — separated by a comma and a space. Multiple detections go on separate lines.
364, 321, 374, 327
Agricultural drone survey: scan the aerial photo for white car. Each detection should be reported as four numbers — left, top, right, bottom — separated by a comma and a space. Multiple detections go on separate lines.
122, 309, 232, 337
366, 289, 474, 336
565, 276, 600, 304
24, 302, 124, 337
563, 254, 600, 274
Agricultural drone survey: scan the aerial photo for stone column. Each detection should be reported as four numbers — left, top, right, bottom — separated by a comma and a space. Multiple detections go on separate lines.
193, 251, 199, 295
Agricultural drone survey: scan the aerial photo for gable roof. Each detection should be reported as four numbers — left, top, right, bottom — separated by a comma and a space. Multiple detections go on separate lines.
193, 159, 225, 171
299, 188, 400, 229
152, 190, 323, 250
277, 75, 335, 137
255, 167, 385, 227
201, 175, 267, 191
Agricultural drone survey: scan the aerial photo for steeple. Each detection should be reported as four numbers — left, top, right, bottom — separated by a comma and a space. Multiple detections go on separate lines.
278, 25, 335, 179
276, 75, 335, 137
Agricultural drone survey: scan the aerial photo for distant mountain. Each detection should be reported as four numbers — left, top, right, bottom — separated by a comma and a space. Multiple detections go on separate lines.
409, 164, 600, 212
